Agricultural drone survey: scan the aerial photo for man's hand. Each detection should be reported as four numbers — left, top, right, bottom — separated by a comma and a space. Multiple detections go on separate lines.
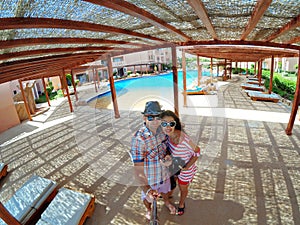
146, 188, 159, 200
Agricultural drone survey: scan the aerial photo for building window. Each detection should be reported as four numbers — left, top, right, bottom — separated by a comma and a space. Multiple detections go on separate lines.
113, 57, 123, 62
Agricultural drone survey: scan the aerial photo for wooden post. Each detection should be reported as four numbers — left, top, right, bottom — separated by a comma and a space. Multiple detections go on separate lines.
108, 55, 120, 118
285, 52, 300, 135
182, 49, 187, 107
62, 70, 73, 112
269, 56, 274, 94
210, 57, 213, 82
70, 70, 78, 101
96, 68, 100, 88
171, 45, 179, 116
254, 62, 257, 75
224, 59, 227, 80
229, 61, 232, 79
197, 55, 202, 86
258, 60, 262, 86
93, 68, 98, 92
18, 80, 32, 121
42, 77, 51, 106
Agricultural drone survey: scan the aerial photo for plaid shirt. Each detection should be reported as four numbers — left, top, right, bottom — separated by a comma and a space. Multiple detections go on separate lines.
130, 124, 168, 186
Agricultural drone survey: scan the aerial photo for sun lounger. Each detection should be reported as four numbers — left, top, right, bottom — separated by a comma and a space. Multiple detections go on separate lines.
186, 87, 207, 95
247, 77, 258, 81
36, 187, 95, 225
248, 91, 280, 103
240, 83, 265, 91
0, 175, 57, 225
246, 79, 264, 85
0, 163, 8, 179
244, 90, 264, 96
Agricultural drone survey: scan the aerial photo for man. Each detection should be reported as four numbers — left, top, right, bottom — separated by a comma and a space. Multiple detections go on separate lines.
130, 101, 176, 220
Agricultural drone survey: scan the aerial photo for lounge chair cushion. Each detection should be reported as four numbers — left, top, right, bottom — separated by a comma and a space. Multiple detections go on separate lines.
0, 163, 4, 172
240, 83, 265, 91
36, 188, 92, 225
187, 86, 202, 92
0, 175, 57, 225
248, 91, 280, 102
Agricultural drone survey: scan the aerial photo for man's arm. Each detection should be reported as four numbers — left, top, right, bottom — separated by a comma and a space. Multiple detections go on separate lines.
133, 162, 158, 198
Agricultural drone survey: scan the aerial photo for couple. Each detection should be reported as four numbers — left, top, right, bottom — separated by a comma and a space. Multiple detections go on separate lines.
130, 101, 200, 220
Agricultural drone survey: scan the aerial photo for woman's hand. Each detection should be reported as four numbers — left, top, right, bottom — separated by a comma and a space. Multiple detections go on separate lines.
160, 155, 172, 167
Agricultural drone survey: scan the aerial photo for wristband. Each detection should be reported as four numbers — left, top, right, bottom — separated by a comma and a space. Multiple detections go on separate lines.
145, 188, 152, 196
194, 151, 200, 157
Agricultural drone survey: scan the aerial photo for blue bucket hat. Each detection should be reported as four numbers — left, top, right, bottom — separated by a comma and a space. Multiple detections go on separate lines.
142, 101, 164, 115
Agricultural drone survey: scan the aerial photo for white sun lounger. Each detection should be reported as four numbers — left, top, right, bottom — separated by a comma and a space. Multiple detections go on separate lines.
36, 187, 95, 225
247, 91, 281, 103
241, 83, 265, 91
0, 175, 57, 225
246, 79, 264, 85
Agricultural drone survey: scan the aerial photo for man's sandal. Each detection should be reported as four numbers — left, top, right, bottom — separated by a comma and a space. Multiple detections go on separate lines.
166, 203, 176, 215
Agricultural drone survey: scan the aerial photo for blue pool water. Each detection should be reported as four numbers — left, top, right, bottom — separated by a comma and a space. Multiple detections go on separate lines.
89, 69, 216, 109
108, 70, 212, 95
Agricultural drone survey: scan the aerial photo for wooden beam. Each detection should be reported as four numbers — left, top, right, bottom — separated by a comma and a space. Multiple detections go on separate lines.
284, 36, 300, 45
0, 56, 98, 84
265, 14, 300, 42
84, 0, 190, 41
186, 0, 218, 40
177, 40, 300, 51
0, 47, 115, 61
0, 17, 164, 42
0, 52, 103, 73
0, 38, 135, 50
240, 0, 272, 40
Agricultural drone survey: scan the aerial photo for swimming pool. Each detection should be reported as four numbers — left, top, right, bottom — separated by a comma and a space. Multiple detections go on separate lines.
88, 69, 218, 112
91, 70, 213, 100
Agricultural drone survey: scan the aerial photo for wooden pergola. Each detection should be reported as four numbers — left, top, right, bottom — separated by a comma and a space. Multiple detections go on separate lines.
0, 0, 300, 135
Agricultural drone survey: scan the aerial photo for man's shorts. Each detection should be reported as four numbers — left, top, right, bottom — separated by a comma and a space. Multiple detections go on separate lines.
141, 178, 171, 202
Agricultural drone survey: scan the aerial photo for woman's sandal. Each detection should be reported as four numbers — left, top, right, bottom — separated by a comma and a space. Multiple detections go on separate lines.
176, 204, 185, 216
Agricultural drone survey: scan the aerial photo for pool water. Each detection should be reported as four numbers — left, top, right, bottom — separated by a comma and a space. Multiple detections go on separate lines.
113, 70, 212, 91
90, 70, 214, 110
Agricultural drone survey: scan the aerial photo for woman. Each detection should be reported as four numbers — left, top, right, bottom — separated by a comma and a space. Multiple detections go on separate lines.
160, 110, 200, 216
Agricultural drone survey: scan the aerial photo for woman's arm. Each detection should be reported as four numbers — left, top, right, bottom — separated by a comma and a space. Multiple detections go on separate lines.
182, 139, 200, 170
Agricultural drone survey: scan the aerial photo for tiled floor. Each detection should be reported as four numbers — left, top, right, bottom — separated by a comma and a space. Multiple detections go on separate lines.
0, 75, 299, 225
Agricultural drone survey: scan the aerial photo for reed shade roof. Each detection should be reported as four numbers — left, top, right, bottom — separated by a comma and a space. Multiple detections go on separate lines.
0, 0, 300, 83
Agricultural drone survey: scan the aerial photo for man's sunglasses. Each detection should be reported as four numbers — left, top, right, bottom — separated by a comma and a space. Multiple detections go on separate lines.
161, 121, 176, 127
147, 115, 161, 121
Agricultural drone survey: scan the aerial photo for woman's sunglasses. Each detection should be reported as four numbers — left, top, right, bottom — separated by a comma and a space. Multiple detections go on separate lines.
147, 115, 161, 121
161, 121, 176, 127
